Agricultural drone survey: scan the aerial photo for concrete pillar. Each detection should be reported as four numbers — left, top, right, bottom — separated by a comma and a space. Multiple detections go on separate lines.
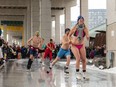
55, 14, 60, 44
51, 10, 64, 44
3, 25, 7, 41
26, 0, 40, 42
23, 16, 27, 45
51, 17, 55, 40
80, 0, 89, 46
107, 0, 116, 25
27, 0, 31, 40
31, 0, 40, 36
106, 0, 116, 67
106, 23, 116, 67
40, 0, 51, 43
80, 0, 88, 27
65, 7, 71, 28
8, 34, 13, 45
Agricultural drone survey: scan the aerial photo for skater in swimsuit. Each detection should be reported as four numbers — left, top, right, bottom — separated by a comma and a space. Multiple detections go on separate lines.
68, 16, 89, 79
27, 31, 41, 70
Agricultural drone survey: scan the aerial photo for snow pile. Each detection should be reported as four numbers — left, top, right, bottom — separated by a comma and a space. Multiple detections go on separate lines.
87, 65, 116, 74
58, 60, 116, 74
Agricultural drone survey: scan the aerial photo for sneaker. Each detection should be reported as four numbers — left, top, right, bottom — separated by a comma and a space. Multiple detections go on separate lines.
42, 62, 45, 66
64, 66, 69, 74
47, 65, 52, 74
76, 72, 82, 80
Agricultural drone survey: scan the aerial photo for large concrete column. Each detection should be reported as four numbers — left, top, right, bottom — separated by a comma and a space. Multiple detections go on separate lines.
40, 0, 51, 43
3, 25, 7, 41
107, 0, 116, 25
8, 34, 12, 45
51, 10, 64, 44
65, 7, 71, 28
31, 0, 40, 36
80, 0, 88, 27
55, 14, 60, 44
27, 0, 31, 40
51, 17, 55, 40
80, 0, 89, 46
106, 0, 116, 67
23, 15, 27, 45
65, 0, 77, 28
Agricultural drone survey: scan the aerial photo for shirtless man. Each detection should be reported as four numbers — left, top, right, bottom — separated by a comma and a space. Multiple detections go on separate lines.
27, 31, 41, 70
47, 28, 71, 74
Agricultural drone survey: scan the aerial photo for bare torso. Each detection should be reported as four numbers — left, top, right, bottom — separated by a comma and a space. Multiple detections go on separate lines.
61, 35, 70, 49
71, 36, 85, 45
71, 24, 86, 45
32, 36, 41, 48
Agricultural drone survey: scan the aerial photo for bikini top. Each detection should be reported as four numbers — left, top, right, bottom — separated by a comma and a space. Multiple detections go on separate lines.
74, 24, 85, 41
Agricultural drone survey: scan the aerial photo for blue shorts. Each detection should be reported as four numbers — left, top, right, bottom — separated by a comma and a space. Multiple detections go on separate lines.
30, 48, 37, 57
57, 48, 71, 58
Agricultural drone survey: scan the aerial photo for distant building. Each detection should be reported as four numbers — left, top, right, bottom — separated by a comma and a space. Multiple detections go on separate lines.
71, 9, 106, 30
89, 9, 106, 29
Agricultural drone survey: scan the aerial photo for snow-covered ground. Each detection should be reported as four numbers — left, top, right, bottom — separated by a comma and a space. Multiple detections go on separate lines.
86, 65, 116, 74
58, 60, 116, 74
15, 59, 116, 74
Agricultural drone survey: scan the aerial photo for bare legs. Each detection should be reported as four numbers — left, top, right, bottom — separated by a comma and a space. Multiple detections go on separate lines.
71, 45, 86, 72
27, 55, 34, 69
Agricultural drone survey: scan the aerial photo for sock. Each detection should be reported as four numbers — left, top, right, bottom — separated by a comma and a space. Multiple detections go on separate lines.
76, 69, 79, 72
83, 70, 86, 72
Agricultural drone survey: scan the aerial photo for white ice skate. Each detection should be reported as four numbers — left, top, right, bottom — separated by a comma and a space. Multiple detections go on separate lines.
41, 61, 45, 67
49, 63, 52, 70
26, 68, 31, 72
76, 72, 82, 80
82, 72, 89, 81
64, 66, 69, 75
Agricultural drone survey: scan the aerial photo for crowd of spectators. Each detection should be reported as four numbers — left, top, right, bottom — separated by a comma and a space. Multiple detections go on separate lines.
0, 42, 106, 67
86, 44, 106, 59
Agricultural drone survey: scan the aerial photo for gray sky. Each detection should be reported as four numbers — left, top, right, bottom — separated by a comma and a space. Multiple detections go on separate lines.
88, 0, 106, 9
71, 0, 106, 21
